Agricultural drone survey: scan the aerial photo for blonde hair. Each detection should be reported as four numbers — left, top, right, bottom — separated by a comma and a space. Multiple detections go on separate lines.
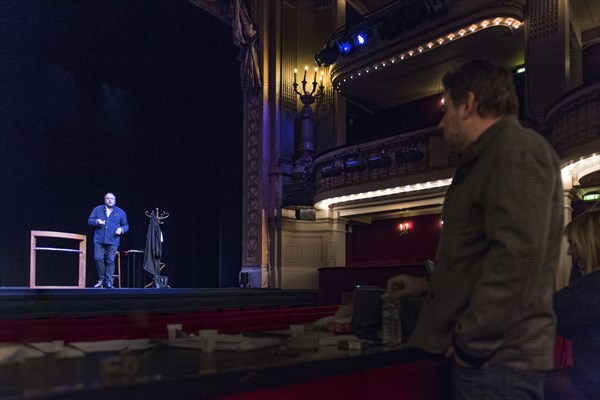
564, 204, 600, 274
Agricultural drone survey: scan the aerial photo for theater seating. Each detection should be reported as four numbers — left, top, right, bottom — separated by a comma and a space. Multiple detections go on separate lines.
0, 305, 339, 343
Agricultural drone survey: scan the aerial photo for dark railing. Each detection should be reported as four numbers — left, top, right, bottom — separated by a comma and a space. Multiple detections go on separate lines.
545, 82, 600, 158
314, 126, 458, 195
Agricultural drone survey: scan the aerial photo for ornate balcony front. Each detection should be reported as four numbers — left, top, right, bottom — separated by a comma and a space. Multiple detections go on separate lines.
313, 126, 458, 212
546, 82, 600, 162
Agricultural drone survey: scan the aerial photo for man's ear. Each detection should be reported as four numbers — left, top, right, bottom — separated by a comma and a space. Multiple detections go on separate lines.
462, 91, 477, 118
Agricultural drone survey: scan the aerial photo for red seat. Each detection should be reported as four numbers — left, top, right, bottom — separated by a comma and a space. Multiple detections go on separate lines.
247, 314, 289, 331
0, 319, 23, 342
554, 335, 574, 369
60, 316, 126, 343
288, 313, 321, 325
200, 315, 250, 334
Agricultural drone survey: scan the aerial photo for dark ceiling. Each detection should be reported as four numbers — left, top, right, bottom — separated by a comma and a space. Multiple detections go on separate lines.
1, 0, 233, 98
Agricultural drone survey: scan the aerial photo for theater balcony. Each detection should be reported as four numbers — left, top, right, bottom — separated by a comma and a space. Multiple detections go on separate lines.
546, 82, 600, 163
311, 0, 528, 223
287, 0, 598, 291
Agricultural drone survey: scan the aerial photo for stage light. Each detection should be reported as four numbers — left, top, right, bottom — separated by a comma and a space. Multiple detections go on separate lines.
315, 43, 340, 66
315, 29, 372, 66
395, 148, 425, 164
337, 39, 353, 56
367, 151, 392, 169
337, 30, 371, 56
319, 160, 344, 178
344, 153, 367, 173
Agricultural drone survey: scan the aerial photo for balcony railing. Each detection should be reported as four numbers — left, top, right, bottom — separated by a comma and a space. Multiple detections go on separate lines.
314, 126, 458, 196
545, 82, 600, 159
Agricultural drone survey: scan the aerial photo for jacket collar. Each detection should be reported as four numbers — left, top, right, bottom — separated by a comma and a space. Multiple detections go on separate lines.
459, 115, 518, 167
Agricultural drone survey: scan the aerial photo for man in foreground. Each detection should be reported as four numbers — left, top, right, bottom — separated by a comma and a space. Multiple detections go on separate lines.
386, 60, 563, 399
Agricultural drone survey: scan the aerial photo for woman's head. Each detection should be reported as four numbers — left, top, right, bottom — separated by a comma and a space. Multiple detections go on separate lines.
564, 205, 600, 274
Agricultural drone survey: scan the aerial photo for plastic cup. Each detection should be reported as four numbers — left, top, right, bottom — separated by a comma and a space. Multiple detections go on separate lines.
167, 324, 183, 340
198, 329, 218, 353
289, 324, 305, 338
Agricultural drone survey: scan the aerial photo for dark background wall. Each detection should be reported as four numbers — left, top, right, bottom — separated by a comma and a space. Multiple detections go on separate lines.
0, 0, 243, 288
346, 213, 441, 266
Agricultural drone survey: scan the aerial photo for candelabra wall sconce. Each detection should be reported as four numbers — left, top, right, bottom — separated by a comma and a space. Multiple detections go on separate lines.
284, 65, 327, 206
292, 65, 325, 174
398, 221, 413, 236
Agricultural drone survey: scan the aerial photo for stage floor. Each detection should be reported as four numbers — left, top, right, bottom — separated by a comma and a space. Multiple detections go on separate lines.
0, 287, 319, 319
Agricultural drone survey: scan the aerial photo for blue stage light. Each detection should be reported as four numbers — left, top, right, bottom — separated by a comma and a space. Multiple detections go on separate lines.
356, 34, 366, 45
337, 40, 353, 55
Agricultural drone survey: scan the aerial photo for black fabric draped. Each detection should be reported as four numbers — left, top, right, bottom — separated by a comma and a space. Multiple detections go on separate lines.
143, 214, 162, 276
187, 0, 261, 92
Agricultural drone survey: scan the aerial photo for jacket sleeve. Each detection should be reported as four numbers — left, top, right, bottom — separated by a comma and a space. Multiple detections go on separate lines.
88, 207, 100, 226
452, 149, 560, 365
119, 210, 129, 234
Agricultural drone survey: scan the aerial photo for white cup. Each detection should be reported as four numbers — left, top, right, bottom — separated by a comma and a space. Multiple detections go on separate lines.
289, 324, 305, 338
167, 324, 183, 340
198, 329, 218, 353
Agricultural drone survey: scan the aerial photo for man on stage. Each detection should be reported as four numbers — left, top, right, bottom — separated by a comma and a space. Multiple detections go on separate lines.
88, 193, 129, 288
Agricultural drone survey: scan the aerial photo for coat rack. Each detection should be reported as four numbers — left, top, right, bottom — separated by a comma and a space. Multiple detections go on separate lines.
145, 207, 170, 224
144, 207, 170, 288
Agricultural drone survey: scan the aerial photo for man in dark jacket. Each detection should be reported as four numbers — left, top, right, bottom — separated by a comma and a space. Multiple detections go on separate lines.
386, 60, 563, 399
88, 193, 129, 288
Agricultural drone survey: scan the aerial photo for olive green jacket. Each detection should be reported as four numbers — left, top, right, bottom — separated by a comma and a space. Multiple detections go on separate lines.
410, 116, 563, 370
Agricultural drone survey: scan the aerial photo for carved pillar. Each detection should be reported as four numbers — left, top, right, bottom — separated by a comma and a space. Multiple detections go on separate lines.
242, 1, 345, 288
556, 186, 575, 291
525, 0, 569, 126
241, 89, 265, 287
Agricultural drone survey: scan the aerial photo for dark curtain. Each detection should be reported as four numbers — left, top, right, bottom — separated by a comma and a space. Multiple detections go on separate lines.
188, 0, 261, 92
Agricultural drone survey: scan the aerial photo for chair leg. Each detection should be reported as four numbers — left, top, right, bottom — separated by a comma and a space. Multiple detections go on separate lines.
110, 251, 121, 288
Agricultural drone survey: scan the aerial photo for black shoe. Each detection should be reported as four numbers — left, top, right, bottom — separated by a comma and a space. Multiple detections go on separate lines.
93, 280, 104, 288
105, 282, 115, 289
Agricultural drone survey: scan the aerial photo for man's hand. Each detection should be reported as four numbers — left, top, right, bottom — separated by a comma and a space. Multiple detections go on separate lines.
96, 219, 105, 226
445, 345, 486, 368
445, 346, 473, 368
386, 274, 429, 299
115, 227, 123, 235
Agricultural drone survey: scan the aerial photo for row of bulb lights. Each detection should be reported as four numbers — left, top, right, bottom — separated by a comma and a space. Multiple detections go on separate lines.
314, 178, 452, 210
333, 17, 523, 92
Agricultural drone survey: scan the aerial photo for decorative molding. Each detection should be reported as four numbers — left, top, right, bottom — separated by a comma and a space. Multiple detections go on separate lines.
314, 126, 458, 194
528, 0, 559, 40
282, 2, 298, 111
245, 91, 261, 263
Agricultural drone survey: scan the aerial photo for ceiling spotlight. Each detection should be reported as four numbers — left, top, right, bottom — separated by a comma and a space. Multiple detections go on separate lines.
344, 152, 367, 172
319, 160, 344, 178
314, 43, 340, 67
367, 152, 392, 169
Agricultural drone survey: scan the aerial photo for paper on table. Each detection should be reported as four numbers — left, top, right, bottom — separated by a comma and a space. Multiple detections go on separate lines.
165, 334, 281, 352
0, 343, 45, 364
318, 334, 359, 346
28, 342, 85, 359
69, 340, 127, 353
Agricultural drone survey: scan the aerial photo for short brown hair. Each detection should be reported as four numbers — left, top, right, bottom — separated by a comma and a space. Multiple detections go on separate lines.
442, 59, 518, 118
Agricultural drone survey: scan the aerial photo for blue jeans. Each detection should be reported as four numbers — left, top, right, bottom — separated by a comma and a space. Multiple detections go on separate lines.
452, 364, 546, 400
94, 244, 118, 283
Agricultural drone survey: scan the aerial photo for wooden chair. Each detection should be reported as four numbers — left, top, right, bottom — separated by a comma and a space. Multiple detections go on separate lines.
111, 251, 121, 288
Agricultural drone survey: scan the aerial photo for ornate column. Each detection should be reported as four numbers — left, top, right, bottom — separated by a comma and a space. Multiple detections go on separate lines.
525, 0, 569, 126
556, 182, 575, 291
